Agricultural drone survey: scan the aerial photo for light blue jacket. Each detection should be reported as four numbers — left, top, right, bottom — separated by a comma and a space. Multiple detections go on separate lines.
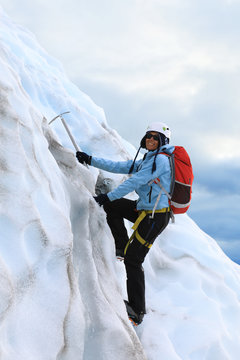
91, 144, 174, 211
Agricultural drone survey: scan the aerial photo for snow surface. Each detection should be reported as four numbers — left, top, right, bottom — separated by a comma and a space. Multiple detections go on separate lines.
0, 7, 240, 360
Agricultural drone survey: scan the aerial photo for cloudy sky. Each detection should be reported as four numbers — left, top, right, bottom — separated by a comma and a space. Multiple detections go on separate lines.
1, 0, 240, 262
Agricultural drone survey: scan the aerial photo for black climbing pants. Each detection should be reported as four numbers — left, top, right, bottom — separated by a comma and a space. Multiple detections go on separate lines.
104, 198, 170, 314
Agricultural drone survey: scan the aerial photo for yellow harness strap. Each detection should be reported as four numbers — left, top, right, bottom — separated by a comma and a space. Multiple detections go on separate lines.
132, 211, 148, 231
124, 207, 170, 255
135, 230, 152, 248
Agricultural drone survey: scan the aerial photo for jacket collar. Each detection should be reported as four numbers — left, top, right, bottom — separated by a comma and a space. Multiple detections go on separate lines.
145, 144, 174, 158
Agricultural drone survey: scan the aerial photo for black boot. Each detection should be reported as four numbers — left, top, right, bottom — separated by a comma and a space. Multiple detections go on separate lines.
124, 300, 144, 325
116, 249, 124, 261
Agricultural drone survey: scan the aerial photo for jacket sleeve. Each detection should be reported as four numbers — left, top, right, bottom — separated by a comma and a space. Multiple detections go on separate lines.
91, 156, 141, 174
107, 155, 170, 201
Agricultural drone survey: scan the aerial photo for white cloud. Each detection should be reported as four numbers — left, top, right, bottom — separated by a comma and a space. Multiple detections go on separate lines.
202, 136, 240, 161
2, 0, 240, 102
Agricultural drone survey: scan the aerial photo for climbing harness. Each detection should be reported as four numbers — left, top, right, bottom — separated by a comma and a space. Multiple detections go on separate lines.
124, 207, 170, 255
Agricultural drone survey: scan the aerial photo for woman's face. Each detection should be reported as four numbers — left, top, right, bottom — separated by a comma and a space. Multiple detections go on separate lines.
145, 131, 159, 151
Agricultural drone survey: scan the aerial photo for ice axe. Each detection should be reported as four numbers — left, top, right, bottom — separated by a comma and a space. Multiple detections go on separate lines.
49, 111, 88, 167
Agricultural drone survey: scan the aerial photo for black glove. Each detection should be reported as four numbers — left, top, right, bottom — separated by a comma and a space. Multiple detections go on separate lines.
94, 194, 110, 206
76, 151, 91, 165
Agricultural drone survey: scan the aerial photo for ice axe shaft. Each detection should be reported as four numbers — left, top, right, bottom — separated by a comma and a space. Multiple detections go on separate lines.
49, 112, 79, 151
49, 112, 88, 167
60, 115, 80, 152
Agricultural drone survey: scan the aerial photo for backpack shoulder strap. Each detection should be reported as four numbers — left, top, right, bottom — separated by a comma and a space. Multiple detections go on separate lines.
148, 151, 175, 220
157, 151, 175, 197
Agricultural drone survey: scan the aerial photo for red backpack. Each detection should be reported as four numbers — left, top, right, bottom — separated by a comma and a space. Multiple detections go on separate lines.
150, 146, 194, 217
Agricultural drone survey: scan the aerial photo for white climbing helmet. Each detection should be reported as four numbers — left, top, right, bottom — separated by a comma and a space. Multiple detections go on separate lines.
147, 122, 171, 140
